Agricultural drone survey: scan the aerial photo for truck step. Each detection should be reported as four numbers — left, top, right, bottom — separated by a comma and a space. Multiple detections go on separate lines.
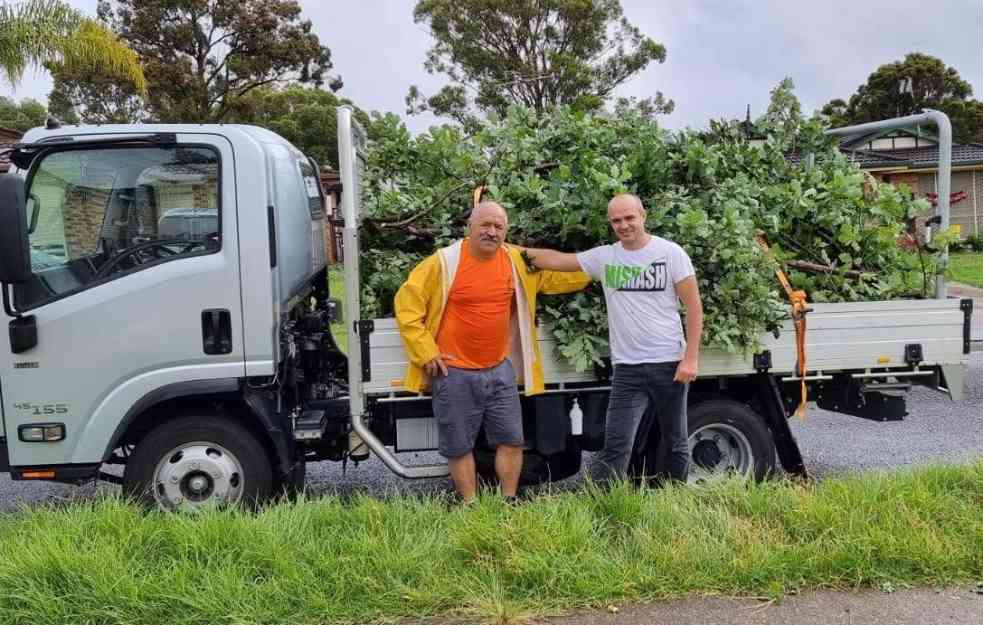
293, 410, 327, 441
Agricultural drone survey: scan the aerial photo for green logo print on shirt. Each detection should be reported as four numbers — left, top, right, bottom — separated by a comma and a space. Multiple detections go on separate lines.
604, 262, 668, 292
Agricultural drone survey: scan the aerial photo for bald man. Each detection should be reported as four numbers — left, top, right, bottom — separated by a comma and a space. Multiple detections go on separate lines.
522, 194, 703, 484
394, 201, 590, 501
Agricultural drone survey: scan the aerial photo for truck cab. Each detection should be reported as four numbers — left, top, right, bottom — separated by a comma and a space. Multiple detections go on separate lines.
0, 123, 342, 509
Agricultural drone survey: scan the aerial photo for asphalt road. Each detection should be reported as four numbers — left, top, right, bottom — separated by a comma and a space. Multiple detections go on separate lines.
2, 351, 981, 512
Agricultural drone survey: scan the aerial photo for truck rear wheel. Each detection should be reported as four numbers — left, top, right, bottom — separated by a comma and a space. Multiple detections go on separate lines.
122, 415, 273, 512
687, 399, 775, 483
475, 441, 582, 487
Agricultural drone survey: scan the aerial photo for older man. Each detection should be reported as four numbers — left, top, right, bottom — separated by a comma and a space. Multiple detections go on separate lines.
394, 201, 590, 501
522, 193, 703, 483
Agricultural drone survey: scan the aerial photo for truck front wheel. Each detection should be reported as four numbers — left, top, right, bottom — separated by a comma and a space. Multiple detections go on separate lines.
122, 415, 273, 512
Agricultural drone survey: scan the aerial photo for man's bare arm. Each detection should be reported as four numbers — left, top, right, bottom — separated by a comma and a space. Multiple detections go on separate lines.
674, 276, 703, 384
520, 247, 583, 272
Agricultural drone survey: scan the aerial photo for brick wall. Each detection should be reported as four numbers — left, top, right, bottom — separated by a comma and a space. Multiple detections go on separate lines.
63, 183, 111, 259
948, 171, 976, 236
880, 172, 921, 195
880, 170, 982, 238
191, 183, 215, 209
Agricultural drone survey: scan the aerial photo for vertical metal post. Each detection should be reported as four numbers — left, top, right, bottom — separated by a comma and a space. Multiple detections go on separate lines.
933, 110, 952, 298
335, 106, 449, 479
826, 110, 952, 298
336, 106, 364, 420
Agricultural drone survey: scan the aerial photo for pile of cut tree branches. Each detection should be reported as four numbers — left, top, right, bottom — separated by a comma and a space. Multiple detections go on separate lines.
359, 99, 944, 370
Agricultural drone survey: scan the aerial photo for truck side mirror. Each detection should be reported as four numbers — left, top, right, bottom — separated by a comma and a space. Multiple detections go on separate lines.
0, 174, 31, 284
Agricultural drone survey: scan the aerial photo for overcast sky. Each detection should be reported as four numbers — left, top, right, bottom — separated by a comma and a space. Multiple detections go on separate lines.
4, 0, 983, 133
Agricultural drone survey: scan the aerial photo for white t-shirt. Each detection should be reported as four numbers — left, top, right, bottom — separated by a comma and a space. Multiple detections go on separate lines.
577, 236, 695, 364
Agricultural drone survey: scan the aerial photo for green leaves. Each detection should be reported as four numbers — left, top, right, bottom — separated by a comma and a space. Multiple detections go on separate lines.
360, 102, 940, 369
408, 0, 669, 125
0, 0, 145, 90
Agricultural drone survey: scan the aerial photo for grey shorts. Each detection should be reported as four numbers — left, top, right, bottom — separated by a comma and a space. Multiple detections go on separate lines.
431, 359, 524, 458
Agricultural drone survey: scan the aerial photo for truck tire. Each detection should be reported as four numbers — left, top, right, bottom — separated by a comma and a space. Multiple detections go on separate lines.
629, 399, 775, 485
122, 415, 274, 512
687, 399, 775, 483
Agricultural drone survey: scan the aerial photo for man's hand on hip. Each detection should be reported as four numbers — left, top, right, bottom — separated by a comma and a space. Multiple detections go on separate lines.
425, 354, 449, 377
674, 357, 698, 384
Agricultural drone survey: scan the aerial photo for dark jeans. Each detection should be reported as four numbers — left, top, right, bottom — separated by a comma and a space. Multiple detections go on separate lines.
590, 361, 689, 483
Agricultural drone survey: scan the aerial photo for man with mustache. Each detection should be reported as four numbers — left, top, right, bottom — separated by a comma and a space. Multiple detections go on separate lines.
395, 201, 590, 502
521, 193, 703, 484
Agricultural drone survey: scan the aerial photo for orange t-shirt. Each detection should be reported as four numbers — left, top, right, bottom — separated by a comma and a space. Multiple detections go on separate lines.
436, 241, 515, 369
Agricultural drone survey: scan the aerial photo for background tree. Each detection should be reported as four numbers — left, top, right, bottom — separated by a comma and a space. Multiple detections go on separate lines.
0, 95, 45, 129
47, 57, 144, 123
821, 52, 983, 141
407, 0, 669, 129
231, 85, 373, 168
0, 0, 144, 90
86, 0, 337, 123
819, 97, 849, 129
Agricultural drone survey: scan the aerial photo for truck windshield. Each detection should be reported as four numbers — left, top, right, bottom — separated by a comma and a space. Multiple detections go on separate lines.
15, 144, 221, 310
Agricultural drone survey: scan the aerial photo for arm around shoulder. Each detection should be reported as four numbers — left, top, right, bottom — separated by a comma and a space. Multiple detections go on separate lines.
521, 247, 583, 272
539, 268, 592, 294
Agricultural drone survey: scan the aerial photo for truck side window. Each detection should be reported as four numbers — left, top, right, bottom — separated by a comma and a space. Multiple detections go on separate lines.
15, 145, 221, 310
299, 158, 323, 218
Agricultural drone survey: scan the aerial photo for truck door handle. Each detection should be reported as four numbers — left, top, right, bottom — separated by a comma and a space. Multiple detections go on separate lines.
201, 309, 232, 355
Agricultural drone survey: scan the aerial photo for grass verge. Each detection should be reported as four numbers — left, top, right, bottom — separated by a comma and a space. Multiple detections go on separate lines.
947, 252, 983, 288
328, 264, 347, 352
0, 463, 980, 625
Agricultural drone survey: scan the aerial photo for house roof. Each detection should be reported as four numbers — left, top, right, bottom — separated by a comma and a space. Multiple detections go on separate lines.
837, 126, 938, 149
840, 143, 983, 170
823, 124, 983, 170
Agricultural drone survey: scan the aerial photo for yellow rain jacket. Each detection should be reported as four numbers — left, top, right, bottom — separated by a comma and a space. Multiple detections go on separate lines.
394, 239, 590, 395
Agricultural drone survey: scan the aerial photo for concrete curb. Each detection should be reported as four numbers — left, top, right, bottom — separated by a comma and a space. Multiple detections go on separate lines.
541, 586, 983, 625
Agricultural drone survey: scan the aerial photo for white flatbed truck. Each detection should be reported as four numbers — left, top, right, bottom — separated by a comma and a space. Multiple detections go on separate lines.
0, 110, 968, 510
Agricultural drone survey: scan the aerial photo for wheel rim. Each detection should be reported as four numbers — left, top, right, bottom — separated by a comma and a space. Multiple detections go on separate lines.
687, 423, 754, 485
151, 441, 244, 512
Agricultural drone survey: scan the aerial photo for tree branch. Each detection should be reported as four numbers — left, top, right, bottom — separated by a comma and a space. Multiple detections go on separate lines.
371, 180, 474, 229
786, 259, 872, 280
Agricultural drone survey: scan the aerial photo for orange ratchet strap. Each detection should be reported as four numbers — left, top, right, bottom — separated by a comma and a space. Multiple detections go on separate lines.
754, 233, 810, 418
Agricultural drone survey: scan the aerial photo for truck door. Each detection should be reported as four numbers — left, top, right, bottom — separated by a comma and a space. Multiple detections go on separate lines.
0, 134, 244, 467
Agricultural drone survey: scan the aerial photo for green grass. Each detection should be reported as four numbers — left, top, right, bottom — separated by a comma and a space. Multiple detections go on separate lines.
328, 265, 347, 352
946, 252, 983, 288
0, 463, 980, 625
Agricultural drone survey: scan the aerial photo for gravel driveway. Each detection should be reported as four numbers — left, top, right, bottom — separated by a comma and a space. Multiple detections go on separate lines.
2, 354, 982, 512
